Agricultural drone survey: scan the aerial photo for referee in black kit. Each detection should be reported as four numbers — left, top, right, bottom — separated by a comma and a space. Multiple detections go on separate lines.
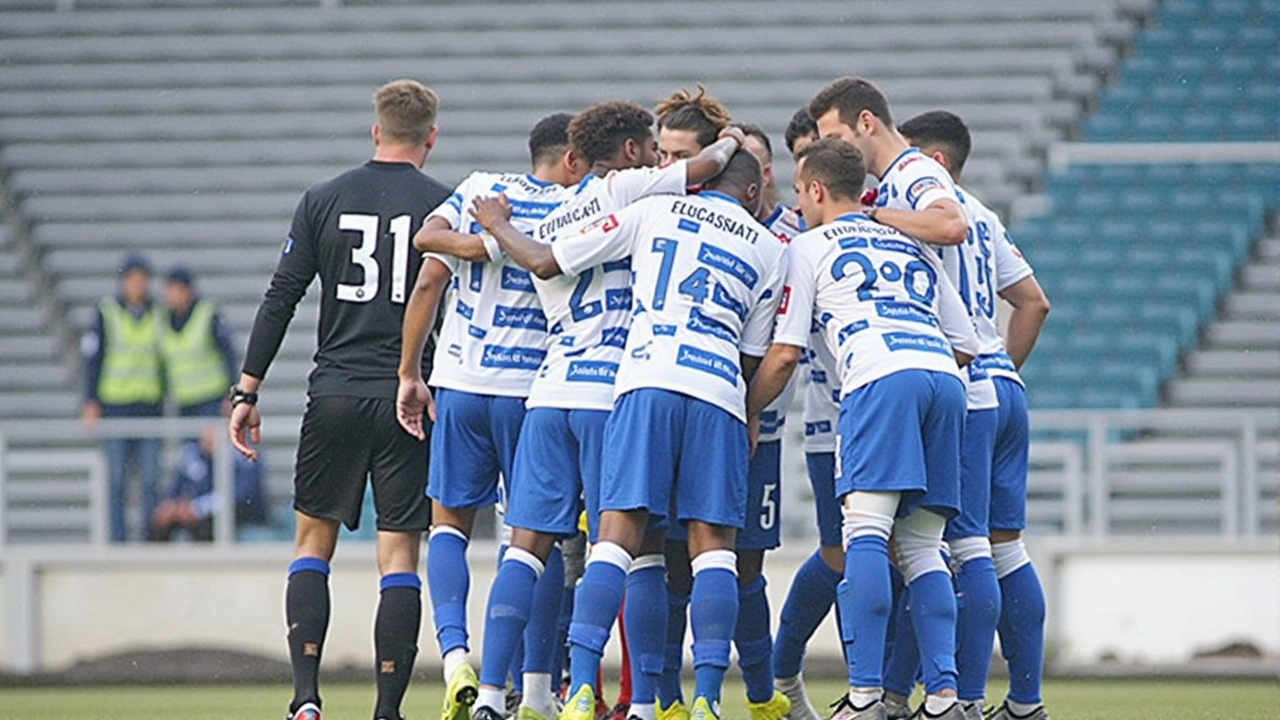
228, 79, 452, 720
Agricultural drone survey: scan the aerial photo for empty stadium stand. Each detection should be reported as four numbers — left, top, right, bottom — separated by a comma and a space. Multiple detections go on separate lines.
0, 0, 1157, 540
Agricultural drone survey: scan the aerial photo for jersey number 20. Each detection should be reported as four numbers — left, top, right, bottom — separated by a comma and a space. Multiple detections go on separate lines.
336, 213, 412, 304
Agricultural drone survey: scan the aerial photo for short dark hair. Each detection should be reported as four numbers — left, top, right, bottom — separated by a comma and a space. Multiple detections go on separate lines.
808, 76, 893, 130
568, 101, 655, 165
703, 148, 762, 197
794, 138, 866, 203
655, 85, 732, 148
784, 108, 818, 154
898, 110, 972, 175
528, 112, 574, 166
737, 123, 772, 161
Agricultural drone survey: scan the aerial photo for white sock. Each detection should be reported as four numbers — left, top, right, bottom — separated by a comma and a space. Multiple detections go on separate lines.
630, 703, 656, 720
848, 688, 881, 709
476, 687, 505, 713
1007, 699, 1041, 717
775, 674, 803, 691
443, 647, 469, 682
522, 672, 555, 717
924, 695, 958, 716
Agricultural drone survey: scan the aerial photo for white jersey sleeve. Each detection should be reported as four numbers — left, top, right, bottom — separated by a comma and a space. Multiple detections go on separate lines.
878, 148, 958, 212
935, 264, 980, 359
992, 220, 1034, 292
741, 253, 787, 357
772, 237, 816, 348
604, 160, 689, 206
551, 211, 637, 278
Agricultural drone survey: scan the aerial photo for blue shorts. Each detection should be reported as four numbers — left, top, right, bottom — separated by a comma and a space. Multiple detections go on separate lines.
944, 408, 998, 541
427, 388, 526, 509
505, 407, 608, 541
665, 438, 780, 549
806, 451, 842, 549
740, 439, 783, 550
600, 388, 748, 531
990, 377, 1030, 532
837, 369, 965, 519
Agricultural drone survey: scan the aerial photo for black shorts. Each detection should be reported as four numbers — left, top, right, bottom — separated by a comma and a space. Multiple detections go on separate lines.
293, 395, 431, 532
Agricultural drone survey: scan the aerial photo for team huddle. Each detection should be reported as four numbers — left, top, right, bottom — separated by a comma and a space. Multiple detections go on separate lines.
228, 75, 1052, 720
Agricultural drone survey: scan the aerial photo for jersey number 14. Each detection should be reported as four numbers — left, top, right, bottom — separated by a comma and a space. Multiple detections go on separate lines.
336, 213, 412, 304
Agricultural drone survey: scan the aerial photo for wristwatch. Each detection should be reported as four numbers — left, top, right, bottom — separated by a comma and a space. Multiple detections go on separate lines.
229, 385, 259, 407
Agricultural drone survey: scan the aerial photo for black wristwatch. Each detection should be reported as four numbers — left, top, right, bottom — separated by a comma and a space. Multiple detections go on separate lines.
229, 385, 259, 407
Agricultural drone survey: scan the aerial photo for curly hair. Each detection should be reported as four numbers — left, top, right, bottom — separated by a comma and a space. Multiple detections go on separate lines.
655, 85, 732, 148
567, 100, 655, 165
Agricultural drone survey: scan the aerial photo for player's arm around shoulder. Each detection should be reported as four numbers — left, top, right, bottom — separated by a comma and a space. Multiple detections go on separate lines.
469, 194, 563, 280
870, 196, 967, 246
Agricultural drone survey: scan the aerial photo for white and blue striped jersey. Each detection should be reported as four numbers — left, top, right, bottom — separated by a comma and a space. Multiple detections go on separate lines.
524, 162, 689, 411
874, 148, 997, 410
801, 326, 840, 454
425, 171, 565, 397
959, 186, 1034, 387
773, 213, 978, 397
552, 191, 787, 422
757, 204, 803, 443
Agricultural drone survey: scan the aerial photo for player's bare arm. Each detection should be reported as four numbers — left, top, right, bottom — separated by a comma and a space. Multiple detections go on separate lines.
413, 214, 490, 261
469, 195, 565, 280
869, 198, 967, 246
683, 128, 746, 186
999, 275, 1051, 369
396, 257, 451, 438
228, 371, 263, 461
746, 342, 803, 420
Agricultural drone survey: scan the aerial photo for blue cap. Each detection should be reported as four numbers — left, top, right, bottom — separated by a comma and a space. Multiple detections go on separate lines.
165, 265, 195, 287
117, 252, 152, 276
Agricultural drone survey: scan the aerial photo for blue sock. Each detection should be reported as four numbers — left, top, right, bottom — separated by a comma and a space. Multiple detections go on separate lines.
552, 583, 575, 691
479, 555, 538, 688
689, 564, 738, 705
660, 589, 689, 705
908, 571, 959, 696
624, 562, 668, 706
839, 535, 892, 688
427, 529, 470, 655
773, 550, 840, 680
954, 557, 1001, 701
567, 560, 627, 694
882, 569, 919, 698
999, 563, 1046, 705
734, 575, 774, 703
524, 546, 565, 677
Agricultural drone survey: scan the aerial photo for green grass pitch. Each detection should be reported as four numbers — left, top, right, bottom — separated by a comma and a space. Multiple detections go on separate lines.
0, 678, 1276, 720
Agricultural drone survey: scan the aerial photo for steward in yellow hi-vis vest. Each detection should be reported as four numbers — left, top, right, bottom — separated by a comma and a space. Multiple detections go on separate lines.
80, 252, 165, 542
161, 267, 237, 416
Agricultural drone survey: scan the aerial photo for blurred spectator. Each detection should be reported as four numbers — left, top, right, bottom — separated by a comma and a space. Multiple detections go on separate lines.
81, 252, 164, 542
161, 266, 237, 417
149, 426, 268, 542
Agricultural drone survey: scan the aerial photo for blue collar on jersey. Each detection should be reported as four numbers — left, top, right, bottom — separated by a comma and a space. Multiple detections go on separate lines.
881, 146, 921, 178
524, 173, 556, 188
833, 211, 870, 223
699, 190, 742, 207
762, 203, 784, 228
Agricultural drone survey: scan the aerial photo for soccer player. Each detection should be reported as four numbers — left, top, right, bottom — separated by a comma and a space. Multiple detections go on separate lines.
228, 80, 451, 720
746, 138, 979, 720
449, 101, 745, 720
656, 85, 735, 166
395, 113, 583, 720
900, 110, 1052, 720
766, 109, 848, 720
475, 150, 786, 720
809, 78, 997, 720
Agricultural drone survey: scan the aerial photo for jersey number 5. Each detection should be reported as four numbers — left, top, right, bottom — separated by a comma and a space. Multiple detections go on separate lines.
336, 213, 412, 304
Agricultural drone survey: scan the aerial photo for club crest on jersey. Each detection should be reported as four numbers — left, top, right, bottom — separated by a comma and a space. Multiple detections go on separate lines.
778, 286, 791, 315
905, 177, 944, 207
